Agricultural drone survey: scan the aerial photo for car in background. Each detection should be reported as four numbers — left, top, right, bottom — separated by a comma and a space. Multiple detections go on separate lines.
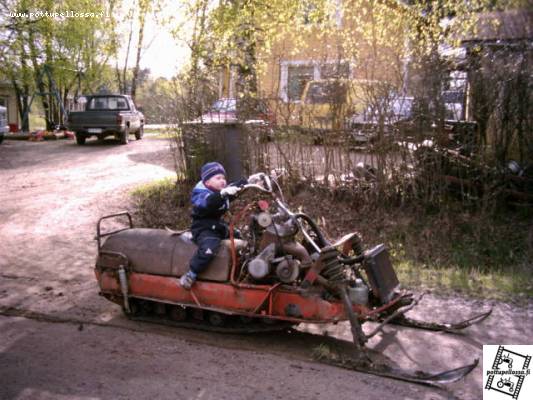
192, 98, 274, 125
347, 96, 414, 143
0, 105, 8, 144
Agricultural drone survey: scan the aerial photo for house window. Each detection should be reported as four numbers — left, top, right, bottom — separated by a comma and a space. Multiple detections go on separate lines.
287, 65, 314, 101
320, 61, 350, 79
0, 97, 8, 123
280, 60, 353, 102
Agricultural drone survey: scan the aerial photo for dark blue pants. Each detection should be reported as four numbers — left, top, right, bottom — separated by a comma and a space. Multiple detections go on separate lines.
189, 229, 224, 275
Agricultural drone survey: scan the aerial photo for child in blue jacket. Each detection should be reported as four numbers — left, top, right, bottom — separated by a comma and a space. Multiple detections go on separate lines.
180, 162, 244, 289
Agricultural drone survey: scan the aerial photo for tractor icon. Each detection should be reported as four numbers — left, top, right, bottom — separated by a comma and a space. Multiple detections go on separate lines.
497, 354, 513, 369
497, 377, 514, 393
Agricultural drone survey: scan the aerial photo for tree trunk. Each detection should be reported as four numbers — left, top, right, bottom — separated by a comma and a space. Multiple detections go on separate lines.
235, 1, 259, 120
131, 9, 147, 101
12, 79, 30, 132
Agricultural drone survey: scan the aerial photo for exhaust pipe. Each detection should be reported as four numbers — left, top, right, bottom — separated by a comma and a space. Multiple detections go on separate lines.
118, 266, 131, 314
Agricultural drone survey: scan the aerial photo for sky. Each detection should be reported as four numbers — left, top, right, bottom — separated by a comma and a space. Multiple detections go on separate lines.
116, 1, 191, 79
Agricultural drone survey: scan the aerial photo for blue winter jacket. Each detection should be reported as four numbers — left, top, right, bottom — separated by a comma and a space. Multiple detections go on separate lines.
190, 181, 236, 236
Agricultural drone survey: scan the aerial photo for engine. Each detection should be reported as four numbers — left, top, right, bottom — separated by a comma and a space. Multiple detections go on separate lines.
243, 202, 314, 284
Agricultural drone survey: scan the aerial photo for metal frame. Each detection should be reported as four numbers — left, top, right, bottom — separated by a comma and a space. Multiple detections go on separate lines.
95, 212, 133, 250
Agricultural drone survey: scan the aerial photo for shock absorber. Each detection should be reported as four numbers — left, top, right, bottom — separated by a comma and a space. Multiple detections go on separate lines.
320, 248, 345, 283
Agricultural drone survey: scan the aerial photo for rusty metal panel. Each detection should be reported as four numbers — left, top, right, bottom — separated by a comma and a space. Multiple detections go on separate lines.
169, 232, 232, 282
101, 228, 175, 275
123, 272, 346, 322
100, 228, 233, 282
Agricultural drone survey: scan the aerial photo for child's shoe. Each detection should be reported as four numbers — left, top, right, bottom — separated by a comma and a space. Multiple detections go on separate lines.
180, 271, 196, 289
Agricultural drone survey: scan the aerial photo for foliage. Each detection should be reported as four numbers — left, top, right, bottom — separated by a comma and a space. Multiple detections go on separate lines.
0, 0, 120, 130
172, 0, 530, 206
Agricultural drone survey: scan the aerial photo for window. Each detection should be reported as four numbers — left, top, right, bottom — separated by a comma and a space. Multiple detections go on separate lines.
87, 96, 129, 111
0, 97, 9, 123
305, 81, 347, 104
287, 65, 314, 102
280, 60, 353, 102
210, 98, 236, 112
320, 62, 350, 79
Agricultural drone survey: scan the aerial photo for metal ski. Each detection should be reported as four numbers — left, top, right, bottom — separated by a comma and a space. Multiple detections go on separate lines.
316, 351, 479, 386
390, 308, 493, 333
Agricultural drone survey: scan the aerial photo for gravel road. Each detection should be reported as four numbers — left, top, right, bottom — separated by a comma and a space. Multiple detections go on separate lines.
0, 138, 531, 400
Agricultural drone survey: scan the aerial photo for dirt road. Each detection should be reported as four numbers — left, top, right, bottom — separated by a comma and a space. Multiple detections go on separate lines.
0, 138, 531, 400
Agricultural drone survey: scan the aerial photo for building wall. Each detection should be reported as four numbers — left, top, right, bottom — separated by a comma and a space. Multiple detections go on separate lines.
217, 0, 410, 125
0, 84, 19, 127
254, 1, 409, 125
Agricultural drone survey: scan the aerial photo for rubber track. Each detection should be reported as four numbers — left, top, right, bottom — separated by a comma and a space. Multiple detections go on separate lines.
128, 314, 295, 334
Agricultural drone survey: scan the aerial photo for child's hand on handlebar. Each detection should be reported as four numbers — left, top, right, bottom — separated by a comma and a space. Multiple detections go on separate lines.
220, 186, 241, 197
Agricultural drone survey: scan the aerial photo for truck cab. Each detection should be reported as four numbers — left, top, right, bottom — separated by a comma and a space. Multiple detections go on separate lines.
67, 94, 144, 145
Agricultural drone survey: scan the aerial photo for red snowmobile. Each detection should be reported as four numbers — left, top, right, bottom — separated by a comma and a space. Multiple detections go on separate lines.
94, 173, 490, 385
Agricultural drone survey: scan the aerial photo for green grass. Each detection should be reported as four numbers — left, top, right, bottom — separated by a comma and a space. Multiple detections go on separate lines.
130, 177, 178, 198
144, 131, 173, 139
28, 114, 46, 130
130, 177, 191, 230
394, 260, 532, 302
143, 128, 180, 139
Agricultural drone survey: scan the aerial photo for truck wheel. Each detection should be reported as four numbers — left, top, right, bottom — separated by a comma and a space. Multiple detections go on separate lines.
120, 127, 129, 145
75, 133, 86, 145
135, 125, 144, 140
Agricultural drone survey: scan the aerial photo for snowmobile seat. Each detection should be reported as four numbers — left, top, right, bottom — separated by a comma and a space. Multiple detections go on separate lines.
99, 228, 247, 282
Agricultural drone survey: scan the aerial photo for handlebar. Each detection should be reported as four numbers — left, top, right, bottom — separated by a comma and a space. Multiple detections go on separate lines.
241, 172, 273, 194
237, 173, 326, 253
242, 183, 272, 193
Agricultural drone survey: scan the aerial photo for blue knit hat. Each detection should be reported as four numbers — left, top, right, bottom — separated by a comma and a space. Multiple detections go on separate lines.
201, 162, 226, 182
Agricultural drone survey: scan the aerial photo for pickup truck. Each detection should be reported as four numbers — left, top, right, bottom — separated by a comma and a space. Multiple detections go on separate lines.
0, 105, 8, 144
67, 94, 144, 145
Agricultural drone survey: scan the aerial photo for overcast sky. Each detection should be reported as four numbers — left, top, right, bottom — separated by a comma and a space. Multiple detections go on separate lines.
116, 1, 191, 79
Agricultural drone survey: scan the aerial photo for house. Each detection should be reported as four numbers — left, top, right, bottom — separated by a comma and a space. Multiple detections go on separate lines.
0, 81, 20, 130
459, 8, 532, 161
460, 8, 532, 118
216, 0, 411, 125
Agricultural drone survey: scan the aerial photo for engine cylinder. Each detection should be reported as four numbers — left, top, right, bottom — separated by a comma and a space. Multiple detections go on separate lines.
275, 259, 300, 283
248, 258, 270, 279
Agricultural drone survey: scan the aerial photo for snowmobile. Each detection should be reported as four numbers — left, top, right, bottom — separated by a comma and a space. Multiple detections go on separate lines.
94, 173, 491, 385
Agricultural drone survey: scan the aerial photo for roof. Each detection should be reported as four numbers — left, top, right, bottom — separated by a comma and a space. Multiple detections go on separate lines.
462, 9, 532, 43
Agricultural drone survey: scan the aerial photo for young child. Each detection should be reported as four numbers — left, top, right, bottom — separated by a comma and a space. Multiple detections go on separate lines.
179, 162, 243, 289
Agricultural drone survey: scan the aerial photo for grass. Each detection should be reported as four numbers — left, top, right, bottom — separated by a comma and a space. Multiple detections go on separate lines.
143, 126, 180, 139
394, 261, 532, 302
28, 114, 46, 131
144, 131, 173, 139
130, 177, 532, 302
130, 177, 191, 229
131, 176, 176, 196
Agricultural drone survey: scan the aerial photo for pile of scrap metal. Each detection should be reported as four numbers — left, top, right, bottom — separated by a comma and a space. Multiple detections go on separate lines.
414, 142, 533, 205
